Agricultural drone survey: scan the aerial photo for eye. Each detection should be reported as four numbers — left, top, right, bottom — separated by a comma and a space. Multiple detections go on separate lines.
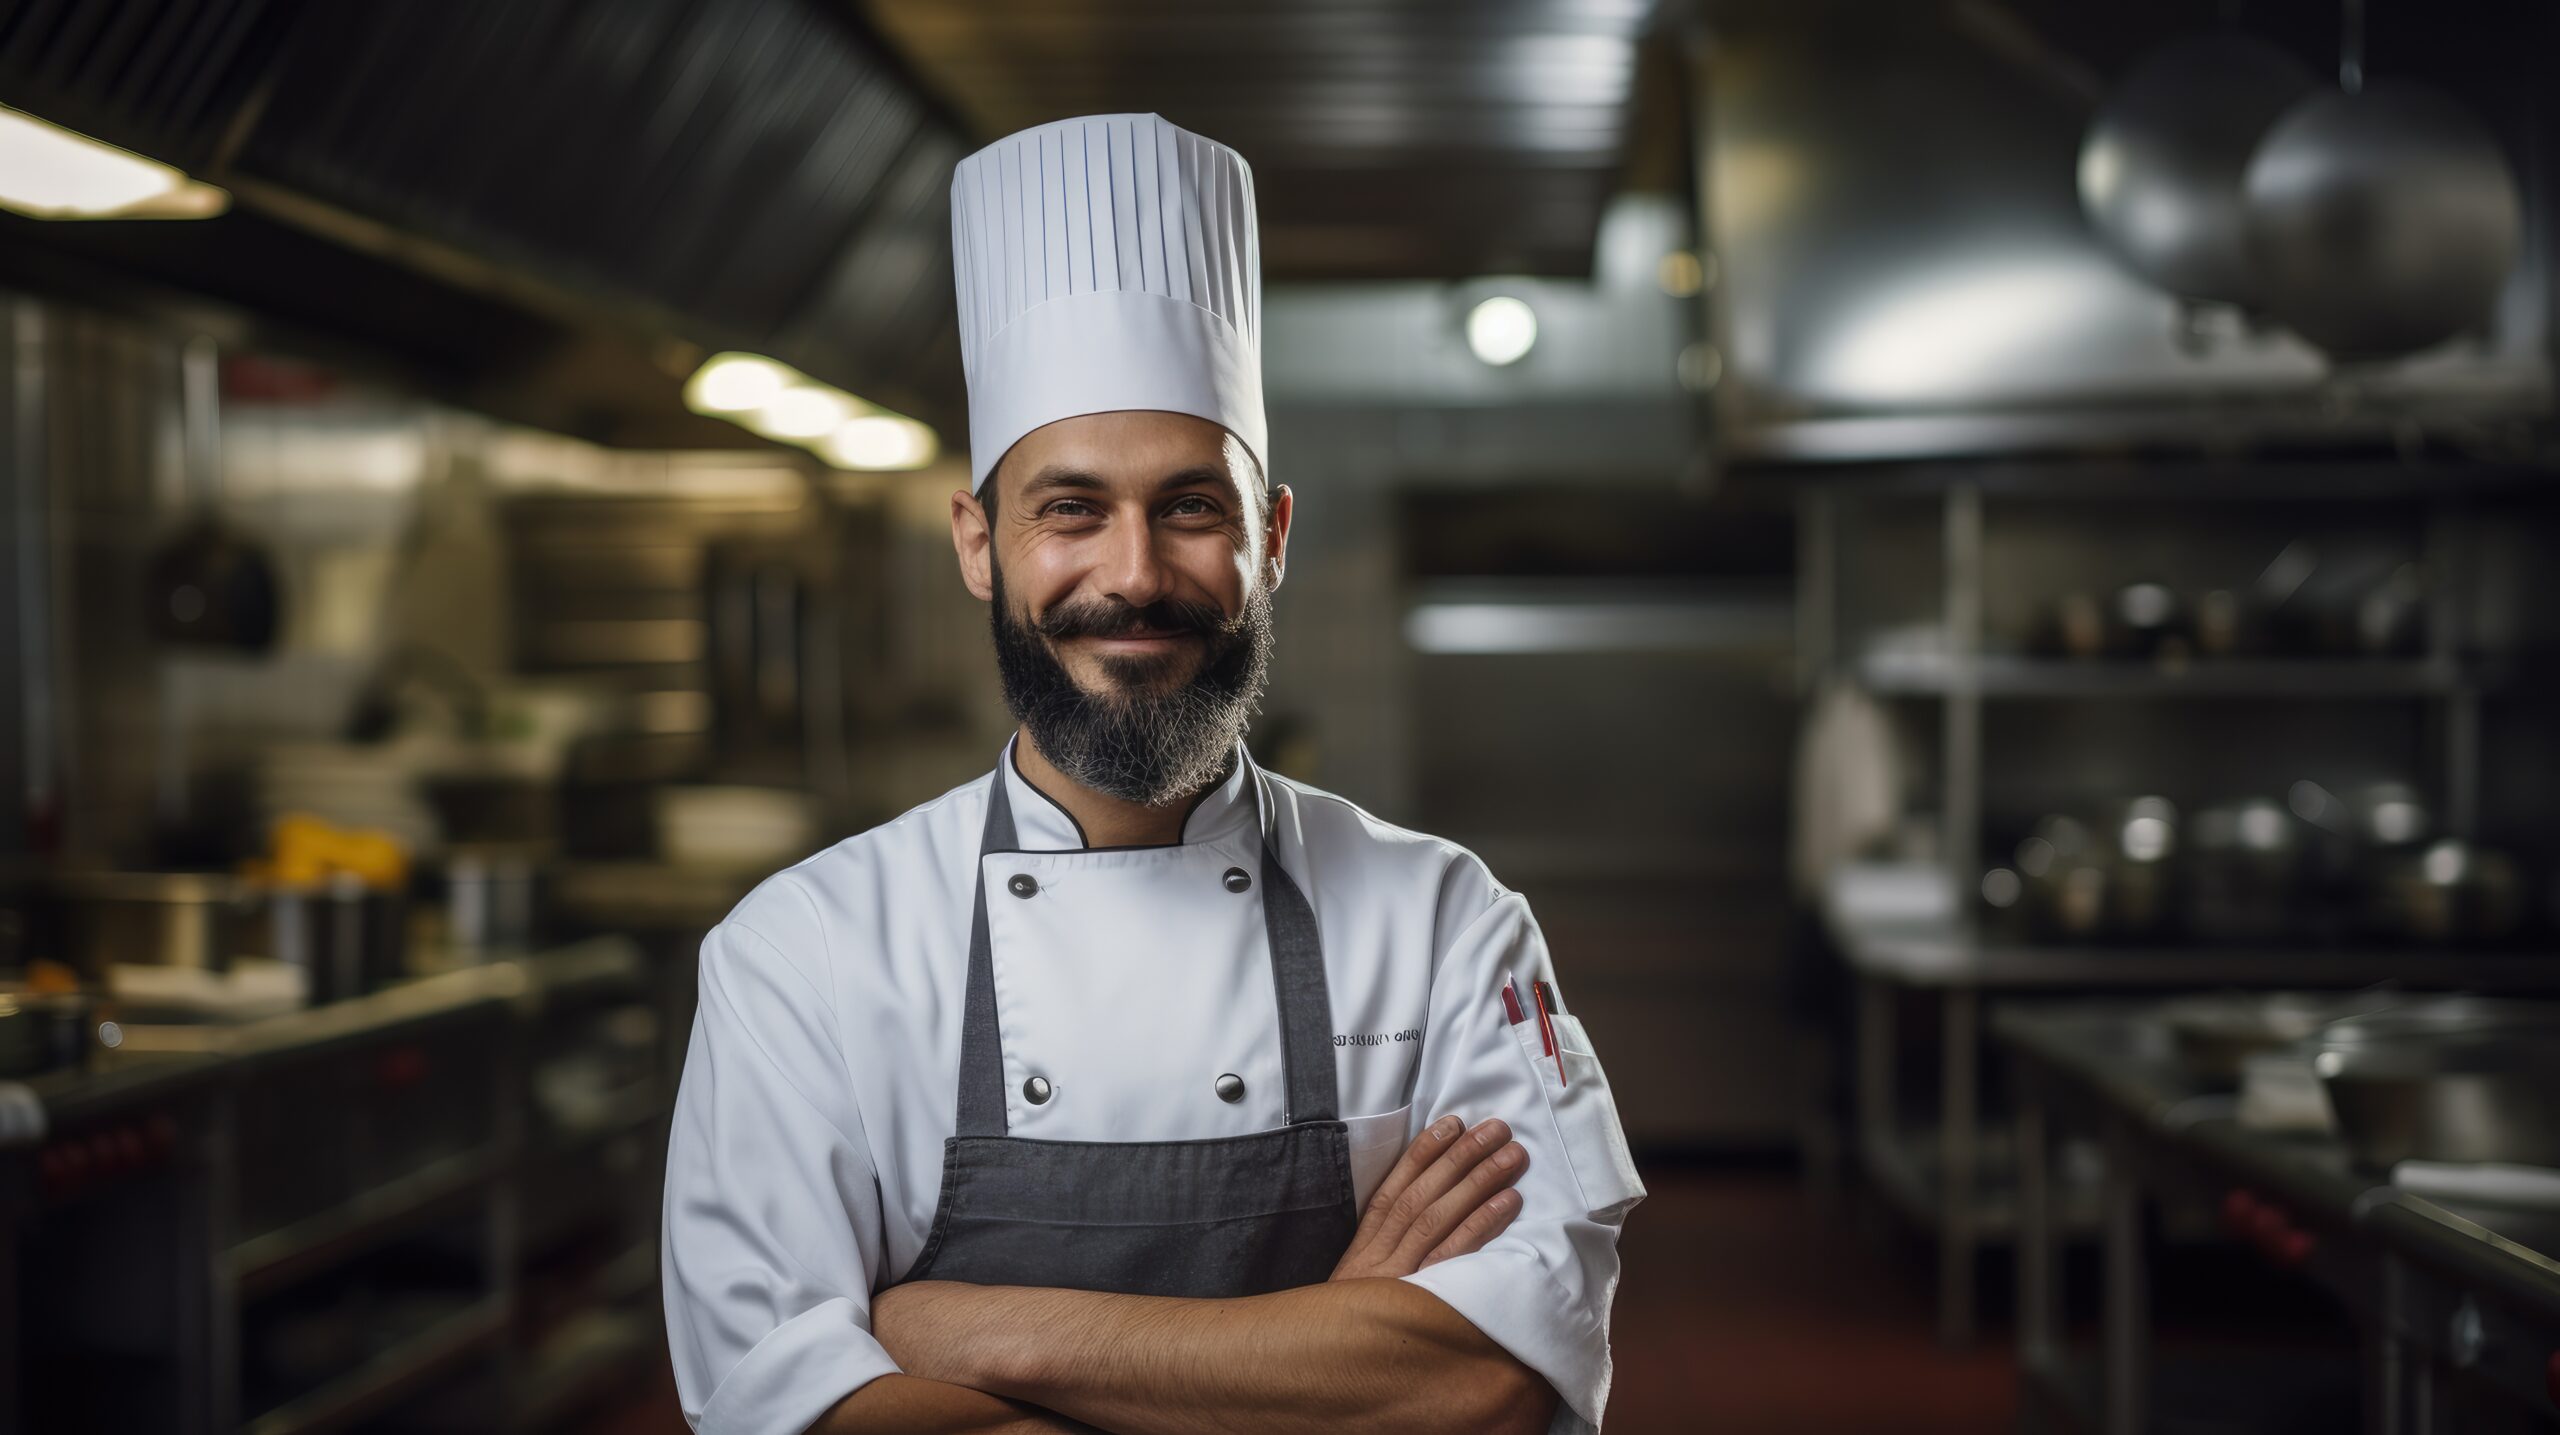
1165, 494, 1221, 519
1043, 497, 1101, 518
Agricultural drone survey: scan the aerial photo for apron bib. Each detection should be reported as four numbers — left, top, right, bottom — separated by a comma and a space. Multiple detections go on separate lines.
901, 766, 1359, 1298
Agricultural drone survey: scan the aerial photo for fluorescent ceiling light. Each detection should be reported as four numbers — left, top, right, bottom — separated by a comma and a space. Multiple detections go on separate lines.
750, 385, 855, 441
680, 348, 942, 471
0, 105, 227, 219
823, 414, 938, 470
1465, 295, 1538, 366
685, 352, 791, 413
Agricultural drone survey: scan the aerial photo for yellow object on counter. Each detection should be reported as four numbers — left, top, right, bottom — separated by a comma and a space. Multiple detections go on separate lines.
242, 813, 410, 891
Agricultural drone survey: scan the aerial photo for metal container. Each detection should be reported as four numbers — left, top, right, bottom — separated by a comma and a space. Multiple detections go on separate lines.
2157, 992, 2384, 1085
0, 990, 96, 1077
2314, 999, 2560, 1168
2368, 840, 2526, 945
40, 872, 257, 981
441, 846, 541, 954
268, 877, 409, 1004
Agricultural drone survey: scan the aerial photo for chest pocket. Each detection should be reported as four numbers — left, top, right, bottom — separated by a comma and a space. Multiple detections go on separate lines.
1510, 1014, 1647, 1223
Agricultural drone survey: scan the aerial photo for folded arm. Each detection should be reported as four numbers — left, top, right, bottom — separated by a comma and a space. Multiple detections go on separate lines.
807, 1374, 1097, 1434
865, 1115, 1553, 1435
872, 1276, 1545, 1435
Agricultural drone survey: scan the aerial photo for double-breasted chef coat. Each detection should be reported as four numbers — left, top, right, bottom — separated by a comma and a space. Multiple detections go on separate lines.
663, 738, 1646, 1434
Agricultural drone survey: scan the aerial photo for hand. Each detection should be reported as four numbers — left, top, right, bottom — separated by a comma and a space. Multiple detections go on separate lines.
1329, 1116, 1527, 1282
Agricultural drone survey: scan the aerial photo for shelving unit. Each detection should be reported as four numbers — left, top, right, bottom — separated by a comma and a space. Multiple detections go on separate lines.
0, 938, 665, 1435
1852, 653, 2502, 699
1797, 462, 2560, 1346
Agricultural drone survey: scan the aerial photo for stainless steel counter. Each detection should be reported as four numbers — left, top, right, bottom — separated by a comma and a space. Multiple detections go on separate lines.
1827, 874, 2560, 1346
1998, 1002, 2560, 1434
0, 936, 664, 1435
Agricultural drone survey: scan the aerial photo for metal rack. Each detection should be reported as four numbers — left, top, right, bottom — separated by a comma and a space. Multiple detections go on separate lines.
0, 938, 663, 1435
2002, 1002, 2560, 1434
1797, 464, 2560, 1346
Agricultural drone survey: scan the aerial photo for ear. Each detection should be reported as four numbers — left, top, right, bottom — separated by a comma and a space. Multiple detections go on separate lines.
951, 485, 995, 602
1262, 484, 1294, 592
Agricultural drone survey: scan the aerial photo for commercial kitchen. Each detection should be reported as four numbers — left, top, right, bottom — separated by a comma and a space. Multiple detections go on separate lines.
4, 1, 2559, 1431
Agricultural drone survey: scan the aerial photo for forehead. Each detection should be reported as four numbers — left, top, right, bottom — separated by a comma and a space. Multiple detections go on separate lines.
992, 410, 1259, 504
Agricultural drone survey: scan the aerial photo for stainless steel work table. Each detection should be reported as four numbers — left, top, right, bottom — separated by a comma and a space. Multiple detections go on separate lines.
0, 936, 657, 1435
1998, 1002, 2560, 1435
1830, 889, 2560, 1348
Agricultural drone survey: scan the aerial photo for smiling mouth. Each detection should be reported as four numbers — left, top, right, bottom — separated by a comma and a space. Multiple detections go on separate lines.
1078, 629, 1196, 645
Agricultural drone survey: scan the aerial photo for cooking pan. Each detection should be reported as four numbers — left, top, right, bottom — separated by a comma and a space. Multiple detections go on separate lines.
149, 337, 280, 652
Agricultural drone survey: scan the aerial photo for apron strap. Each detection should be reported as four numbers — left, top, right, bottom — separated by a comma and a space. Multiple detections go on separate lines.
955, 769, 1018, 1139
1256, 770, 1341, 1125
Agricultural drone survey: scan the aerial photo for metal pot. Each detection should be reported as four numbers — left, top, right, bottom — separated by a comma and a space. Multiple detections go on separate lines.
2315, 999, 2560, 1167
441, 846, 541, 955
2244, 82, 2523, 359
0, 990, 97, 1077
38, 872, 258, 982
2184, 799, 2303, 943
2159, 991, 2388, 1086
2368, 840, 2525, 945
2079, 35, 2318, 307
268, 876, 409, 1004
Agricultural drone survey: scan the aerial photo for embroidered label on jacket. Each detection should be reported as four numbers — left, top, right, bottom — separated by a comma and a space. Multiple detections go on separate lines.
1334, 1028, 1422, 1048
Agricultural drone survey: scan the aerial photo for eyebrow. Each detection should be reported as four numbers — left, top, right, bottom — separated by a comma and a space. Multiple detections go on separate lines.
1017, 464, 1236, 500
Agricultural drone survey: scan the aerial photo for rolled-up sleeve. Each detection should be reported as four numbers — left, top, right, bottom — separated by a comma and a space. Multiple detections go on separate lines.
664, 916, 897, 1434
1400, 893, 1643, 1434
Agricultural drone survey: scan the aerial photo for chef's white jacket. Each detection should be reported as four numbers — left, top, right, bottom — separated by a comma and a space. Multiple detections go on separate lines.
663, 740, 1643, 1434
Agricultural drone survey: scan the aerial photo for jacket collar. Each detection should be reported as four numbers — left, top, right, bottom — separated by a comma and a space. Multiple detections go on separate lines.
1000, 733, 1260, 852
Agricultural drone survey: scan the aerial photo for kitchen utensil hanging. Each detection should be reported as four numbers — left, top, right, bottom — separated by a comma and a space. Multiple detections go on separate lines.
147, 336, 281, 651
2240, 0, 2522, 358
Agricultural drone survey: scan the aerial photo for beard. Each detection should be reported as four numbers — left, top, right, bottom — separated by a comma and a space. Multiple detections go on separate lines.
989, 561, 1275, 807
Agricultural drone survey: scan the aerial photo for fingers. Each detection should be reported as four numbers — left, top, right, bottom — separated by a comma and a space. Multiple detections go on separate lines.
1352, 1114, 1464, 1245
1392, 1130, 1527, 1269
1377, 1118, 1518, 1260
1420, 1187, 1523, 1268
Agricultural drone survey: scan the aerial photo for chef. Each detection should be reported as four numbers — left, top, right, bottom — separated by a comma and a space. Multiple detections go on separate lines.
662, 113, 1644, 1435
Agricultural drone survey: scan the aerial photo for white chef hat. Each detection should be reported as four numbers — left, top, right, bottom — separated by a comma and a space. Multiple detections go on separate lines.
949, 114, 1265, 494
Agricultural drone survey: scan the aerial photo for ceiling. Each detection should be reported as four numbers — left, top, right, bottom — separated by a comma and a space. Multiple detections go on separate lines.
0, 0, 972, 443
861, 0, 1670, 279
0, 0, 1682, 449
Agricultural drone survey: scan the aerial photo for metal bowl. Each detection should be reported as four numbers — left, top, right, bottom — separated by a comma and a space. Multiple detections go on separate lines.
2314, 999, 2560, 1168
2157, 991, 2373, 1084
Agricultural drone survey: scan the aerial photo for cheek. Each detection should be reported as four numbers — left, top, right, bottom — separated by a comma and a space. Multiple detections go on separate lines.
1003, 543, 1085, 616
1165, 537, 1252, 605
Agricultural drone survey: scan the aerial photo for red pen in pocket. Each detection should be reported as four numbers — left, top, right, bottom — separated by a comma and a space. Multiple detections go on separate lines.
1500, 980, 1526, 1026
1530, 980, 1565, 1087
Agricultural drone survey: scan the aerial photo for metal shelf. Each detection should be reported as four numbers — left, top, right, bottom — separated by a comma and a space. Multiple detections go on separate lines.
231, 1148, 504, 1298
1854, 652, 2498, 699
1840, 922, 2560, 991
242, 1296, 507, 1435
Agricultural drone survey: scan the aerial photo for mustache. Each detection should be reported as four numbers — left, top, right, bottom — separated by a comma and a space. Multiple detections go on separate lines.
1034, 595, 1234, 642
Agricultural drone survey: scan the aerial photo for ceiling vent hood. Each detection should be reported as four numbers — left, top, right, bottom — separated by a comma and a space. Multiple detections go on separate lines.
1693, 0, 2555, 467
0, 0, 968, 438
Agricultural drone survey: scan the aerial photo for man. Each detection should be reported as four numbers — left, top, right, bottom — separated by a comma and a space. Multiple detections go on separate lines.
662, 114, 1643, 1435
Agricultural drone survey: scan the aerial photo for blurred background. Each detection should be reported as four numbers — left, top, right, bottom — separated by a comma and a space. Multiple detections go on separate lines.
3, 1, 2560, 1431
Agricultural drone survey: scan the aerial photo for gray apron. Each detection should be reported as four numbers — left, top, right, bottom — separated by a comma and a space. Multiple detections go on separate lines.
901, 766, 1358, 1297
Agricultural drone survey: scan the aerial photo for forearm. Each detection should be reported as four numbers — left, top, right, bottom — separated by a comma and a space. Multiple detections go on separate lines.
875, 1278, 1549, 1435
806, 1372, 1100, 1435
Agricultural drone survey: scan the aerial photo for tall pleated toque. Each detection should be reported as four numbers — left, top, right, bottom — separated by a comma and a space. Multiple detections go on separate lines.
948, 114, 1265, 491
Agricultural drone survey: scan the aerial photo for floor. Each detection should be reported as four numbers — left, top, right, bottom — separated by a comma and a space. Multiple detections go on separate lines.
592, 1167, 2016, 1434
1606, 1166, 2015, 1434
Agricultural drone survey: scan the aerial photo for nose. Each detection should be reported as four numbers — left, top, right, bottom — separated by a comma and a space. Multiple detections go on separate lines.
1097, 510, 1175, 609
